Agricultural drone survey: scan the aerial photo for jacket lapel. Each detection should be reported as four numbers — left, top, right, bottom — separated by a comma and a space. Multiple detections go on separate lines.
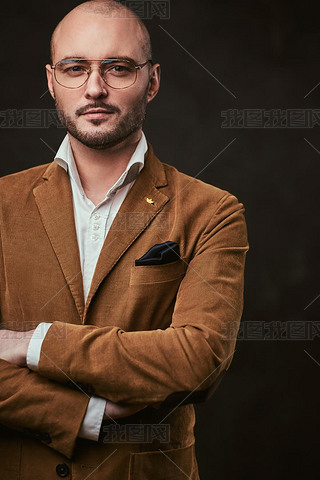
33, 162, 85, 319
32, 143, 169, 323
83, 144, 169, 318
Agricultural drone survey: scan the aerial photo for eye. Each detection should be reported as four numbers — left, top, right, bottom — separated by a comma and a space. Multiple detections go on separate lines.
67, 66, 85, 72
59, 63, 88, 76
67, 65, 87, 74
103, 62, 133, 76
112, 65, 128, 72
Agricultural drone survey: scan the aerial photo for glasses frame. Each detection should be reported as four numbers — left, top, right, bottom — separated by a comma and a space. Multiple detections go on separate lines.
50, 58, 153, 89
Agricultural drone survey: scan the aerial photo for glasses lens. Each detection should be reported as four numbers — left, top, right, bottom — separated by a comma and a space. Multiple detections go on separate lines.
55, 60, 89, 88
101, 60, 137, 88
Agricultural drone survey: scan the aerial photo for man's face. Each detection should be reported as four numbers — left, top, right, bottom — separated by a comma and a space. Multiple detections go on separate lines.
46, 12, 158, 149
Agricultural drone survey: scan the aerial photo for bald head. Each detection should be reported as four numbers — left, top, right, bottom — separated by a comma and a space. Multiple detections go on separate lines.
50, 0, 152, 64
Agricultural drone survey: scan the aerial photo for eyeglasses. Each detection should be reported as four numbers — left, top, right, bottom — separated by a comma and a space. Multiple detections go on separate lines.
51, 58, 153, 89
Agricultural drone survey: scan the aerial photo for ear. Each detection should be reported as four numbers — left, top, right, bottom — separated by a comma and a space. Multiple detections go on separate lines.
45, 64, 56, 100
147, 63, 161, 104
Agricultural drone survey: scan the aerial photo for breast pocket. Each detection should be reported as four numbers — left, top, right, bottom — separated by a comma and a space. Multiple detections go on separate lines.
130, 259, 187, 285
124, 260, 187, 331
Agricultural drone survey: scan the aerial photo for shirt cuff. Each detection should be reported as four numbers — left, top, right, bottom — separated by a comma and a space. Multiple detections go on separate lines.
78, 396, 106, 441
26, 322, 52, 371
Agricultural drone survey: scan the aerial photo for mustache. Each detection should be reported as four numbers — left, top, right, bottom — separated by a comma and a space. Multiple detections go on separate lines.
75, 102, 121, 116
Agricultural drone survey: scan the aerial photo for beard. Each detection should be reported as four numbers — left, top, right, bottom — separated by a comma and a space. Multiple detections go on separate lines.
55, 87, 149, 150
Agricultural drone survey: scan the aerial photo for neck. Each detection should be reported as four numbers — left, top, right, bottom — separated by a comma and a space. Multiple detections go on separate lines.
68, 129, 142, 205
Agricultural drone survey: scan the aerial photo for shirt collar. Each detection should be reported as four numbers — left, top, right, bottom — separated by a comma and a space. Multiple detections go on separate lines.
54, 131, 147, 198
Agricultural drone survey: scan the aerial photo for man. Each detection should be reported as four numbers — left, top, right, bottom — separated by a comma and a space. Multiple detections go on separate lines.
0, 1, 249, 479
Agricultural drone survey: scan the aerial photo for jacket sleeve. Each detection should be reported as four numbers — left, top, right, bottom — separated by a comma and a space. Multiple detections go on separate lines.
37, 193, 249, 404
0, 359, 90, 459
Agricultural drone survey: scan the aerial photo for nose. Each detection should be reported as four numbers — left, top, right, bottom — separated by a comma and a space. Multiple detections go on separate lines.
84, 67, 108, 99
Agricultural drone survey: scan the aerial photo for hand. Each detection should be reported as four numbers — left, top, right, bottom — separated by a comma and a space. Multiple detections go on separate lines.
103, 400, 148, 421
0, 329, 35, 367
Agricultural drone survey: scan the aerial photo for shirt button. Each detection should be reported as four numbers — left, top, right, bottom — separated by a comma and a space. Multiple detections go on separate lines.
92, 224, 100, 231
91, 234, 99, 241
93, 213, 100, 220
56, 463, 70, 477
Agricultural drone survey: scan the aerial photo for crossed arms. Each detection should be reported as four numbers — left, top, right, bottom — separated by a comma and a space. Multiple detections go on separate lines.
0, 193, 249, 458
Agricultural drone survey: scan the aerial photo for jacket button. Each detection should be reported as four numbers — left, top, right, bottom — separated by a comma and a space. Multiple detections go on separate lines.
56, 463, 69, 477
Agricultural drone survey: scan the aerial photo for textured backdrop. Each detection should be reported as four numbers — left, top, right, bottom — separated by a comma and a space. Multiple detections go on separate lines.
0, 1, 319, 478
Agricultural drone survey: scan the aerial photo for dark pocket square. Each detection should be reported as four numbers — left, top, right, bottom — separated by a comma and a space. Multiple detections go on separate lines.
135, 241, 180, 266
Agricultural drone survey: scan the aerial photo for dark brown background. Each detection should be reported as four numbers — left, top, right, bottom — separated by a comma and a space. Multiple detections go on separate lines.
0, 1, 319, 478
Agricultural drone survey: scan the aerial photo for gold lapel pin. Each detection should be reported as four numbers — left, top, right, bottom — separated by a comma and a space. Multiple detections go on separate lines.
146, 197, 154, 205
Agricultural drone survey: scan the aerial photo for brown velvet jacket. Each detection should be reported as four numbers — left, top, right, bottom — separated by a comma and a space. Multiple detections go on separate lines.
0, 143, 248, 479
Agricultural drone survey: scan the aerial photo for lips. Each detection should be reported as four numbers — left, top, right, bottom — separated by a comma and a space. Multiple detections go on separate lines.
83, 109, 113, 115
81, 108, 115, 120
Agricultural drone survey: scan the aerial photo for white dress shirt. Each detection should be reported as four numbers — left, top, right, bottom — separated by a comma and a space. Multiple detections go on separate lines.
27, 131, 147, 441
